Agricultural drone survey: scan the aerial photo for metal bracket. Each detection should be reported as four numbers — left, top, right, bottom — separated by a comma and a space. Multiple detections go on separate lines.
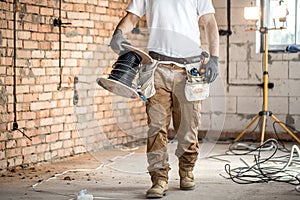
53, 18, 72, 27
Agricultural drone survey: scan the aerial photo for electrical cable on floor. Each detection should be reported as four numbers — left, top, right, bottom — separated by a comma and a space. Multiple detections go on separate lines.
32, 164, 104, 198
32, 147, 142, 199
222, 139, 300, 193
206, 117, 300, 194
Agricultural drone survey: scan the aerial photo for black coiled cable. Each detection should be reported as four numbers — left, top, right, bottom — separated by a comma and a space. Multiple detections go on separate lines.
109, 51, 142, 87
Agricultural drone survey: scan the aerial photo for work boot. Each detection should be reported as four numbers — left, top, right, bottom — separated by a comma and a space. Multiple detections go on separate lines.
146, 180, 168, 199
179, 169, 195, 190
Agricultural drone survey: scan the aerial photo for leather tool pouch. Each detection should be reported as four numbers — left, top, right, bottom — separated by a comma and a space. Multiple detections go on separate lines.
184, 63, 210, 101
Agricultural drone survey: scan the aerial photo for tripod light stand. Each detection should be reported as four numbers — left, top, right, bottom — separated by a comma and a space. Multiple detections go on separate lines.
234, 2, 300, 145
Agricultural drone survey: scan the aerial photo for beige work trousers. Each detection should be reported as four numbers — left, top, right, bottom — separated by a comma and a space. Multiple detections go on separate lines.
146, 63, 201, 183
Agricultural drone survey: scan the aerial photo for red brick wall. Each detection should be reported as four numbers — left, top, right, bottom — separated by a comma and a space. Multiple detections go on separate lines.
0, 0, 148, 170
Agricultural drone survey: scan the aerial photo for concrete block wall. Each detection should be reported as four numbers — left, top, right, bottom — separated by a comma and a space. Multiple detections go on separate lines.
0, 0, 299, 171
201, 0, 300, 140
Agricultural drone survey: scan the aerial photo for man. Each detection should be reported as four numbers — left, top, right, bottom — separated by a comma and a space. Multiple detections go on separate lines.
110, 0, 219, 198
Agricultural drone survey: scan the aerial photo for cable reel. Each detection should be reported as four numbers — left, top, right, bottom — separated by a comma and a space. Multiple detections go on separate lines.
97, 44, 153, 98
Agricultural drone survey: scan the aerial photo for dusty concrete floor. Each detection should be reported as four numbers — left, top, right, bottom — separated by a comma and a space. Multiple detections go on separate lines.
0, 141, 299, 200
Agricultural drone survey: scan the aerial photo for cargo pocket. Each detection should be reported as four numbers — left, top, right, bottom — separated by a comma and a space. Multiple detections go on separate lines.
137, 60, 158, 99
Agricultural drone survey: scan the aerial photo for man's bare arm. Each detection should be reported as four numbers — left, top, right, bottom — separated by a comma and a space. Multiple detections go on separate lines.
200, 13, 219, 57
115, 12, 140, 34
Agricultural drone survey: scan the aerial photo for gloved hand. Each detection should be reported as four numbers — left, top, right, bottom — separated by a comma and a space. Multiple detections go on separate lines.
110, 29, 131, 54
205, 56, 219, 83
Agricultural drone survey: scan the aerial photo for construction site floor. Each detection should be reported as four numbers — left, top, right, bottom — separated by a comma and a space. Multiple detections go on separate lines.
0, 141, 299, 200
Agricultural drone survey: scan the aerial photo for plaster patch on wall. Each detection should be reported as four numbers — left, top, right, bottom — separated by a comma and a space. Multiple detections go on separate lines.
237, 114, 257, 120
28, 68, 35, 78
0, 80, 8, 108
0, 30, 2, 45
32, 14, 42, 24
0, 30, 2, 57
65, 30, 78, 37
20, 68, 26, 77
286, 114, 295, 128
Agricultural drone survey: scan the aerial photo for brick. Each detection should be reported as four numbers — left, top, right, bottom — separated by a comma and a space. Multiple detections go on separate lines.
23, 21, 38, 32
30, 136, 44, 145
44, 152, 51, 160
21, 111, 36, 120
29, 85, 43, 93
23, 154, 38, 164
6, 148, 21, 158
40, 117, 54, 126
6, 139, 17, 149
0, 151, 5, 161
54, 116, 68, 124
68, 12, 90, 20
96, 6, 106, 14
50, 141, 62, 150
30, 68, 45, 76
49, 108, 63, 117
59, 131, 71, 140
20, 77, 35, 85
22, 146, 36, 155
50, 124, 63, 132
46, 133, 58, 143
32, 32, 45, 40
25, 119, 38, 129
31, 50, 45, 58
64, 123, 76, 131
98, 0, 109, 7
73, 4, 86, 12
38, 92, 52, 101
63, 42, 76, 50
45, 33, 59, 41
17, 31, 31, 40
39, 41, 51, 50
17, 50, 31, 58
63, 140, 73, 148
16, 85, 29, 94
35, 143, 49, 153
44, 84, 58, 92
26, 5, 40, 14
40, 7, 53, 16
71, 51, 83, 58
74, 146, 86, 154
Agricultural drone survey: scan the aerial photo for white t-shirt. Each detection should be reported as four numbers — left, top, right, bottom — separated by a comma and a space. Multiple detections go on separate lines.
126, 0, 215, 58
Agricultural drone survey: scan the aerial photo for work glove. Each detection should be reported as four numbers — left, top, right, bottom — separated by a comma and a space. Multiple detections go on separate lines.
205, 56, 219, 83
110, 29, 130, 54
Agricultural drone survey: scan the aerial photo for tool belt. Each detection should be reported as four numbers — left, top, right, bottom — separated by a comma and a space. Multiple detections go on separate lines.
149, 51, 201, 64
138, 51, 210, 102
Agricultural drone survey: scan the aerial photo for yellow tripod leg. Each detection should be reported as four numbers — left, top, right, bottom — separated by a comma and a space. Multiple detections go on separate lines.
271, 114, 300, 144
234, 114, 260, 142
260, 115, 267, 145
